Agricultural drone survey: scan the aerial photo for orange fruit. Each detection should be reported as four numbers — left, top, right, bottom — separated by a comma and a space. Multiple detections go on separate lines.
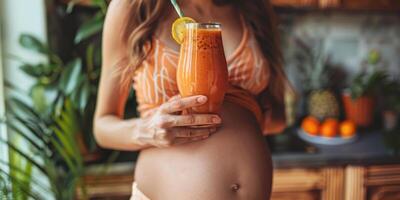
301, 116, 320, 136
171, 17, 196, 44
340, 120, 357, 138
320, 118, 339, 138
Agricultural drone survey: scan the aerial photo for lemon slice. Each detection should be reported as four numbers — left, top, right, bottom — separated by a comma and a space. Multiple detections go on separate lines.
171, 17, 195, 44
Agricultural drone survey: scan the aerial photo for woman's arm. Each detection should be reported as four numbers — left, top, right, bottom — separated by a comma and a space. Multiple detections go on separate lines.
93, 0, 147, 151
93, 0, 221, 151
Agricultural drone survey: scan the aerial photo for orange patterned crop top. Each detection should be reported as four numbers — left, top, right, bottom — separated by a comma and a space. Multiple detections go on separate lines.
132, 19, 272, 131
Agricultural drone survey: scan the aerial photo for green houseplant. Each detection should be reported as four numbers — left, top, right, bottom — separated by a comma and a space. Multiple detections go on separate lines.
1, 1, 127, 199
17, 0, 111, 161
342, 50, 388, 127
13, 33, 101, 161
1, 0, 113, 198
2, 96, 86, 200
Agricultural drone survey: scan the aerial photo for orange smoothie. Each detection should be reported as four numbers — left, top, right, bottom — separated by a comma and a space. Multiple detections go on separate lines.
177, 23, 229, 113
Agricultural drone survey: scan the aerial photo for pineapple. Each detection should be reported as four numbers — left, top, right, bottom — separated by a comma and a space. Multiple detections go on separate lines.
293, 37, 340, 119
308, 90, 339, 119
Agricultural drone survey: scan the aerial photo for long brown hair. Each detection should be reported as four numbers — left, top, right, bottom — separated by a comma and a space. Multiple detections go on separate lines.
120, 0, 288, 126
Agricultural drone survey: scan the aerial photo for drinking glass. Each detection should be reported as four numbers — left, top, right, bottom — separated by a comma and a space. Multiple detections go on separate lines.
177, 22, 229, 114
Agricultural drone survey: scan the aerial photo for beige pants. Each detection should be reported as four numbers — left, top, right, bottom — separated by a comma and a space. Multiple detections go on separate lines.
130, 182, 150, 200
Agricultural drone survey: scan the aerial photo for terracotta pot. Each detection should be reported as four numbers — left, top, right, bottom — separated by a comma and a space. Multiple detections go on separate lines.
342, 92, 375, 127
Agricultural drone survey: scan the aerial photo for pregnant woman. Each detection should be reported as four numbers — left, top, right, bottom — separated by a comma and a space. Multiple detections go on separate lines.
94, 0, 289, 199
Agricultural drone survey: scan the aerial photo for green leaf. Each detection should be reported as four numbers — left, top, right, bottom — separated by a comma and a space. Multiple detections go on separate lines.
51, 99, 83, 172
0, 139, 47, 179
8, 98, 41, 122
0, 168, 43, 200
74, 12, 105, 44
79, 81, 91, 113
0, 160, 49, 190
66, 1, 77, 13
86, 43, 95, 74
30, 85, 47, 113
20, 64, 42, 78
59, 58, 82, 95
14, 116, 50, 143
367, 50, 380, 65
70, 76, 85, 108
54, 95, 65, 117
91, 0, 107, 9
51, 126, 76, 161
49, 137, 78, 175
19, 34, 48, 54
18, 159, 32, 200
7, 122, 45, 152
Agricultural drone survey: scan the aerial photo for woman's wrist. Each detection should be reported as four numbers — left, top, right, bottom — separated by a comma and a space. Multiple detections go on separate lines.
131, 117, 155, 148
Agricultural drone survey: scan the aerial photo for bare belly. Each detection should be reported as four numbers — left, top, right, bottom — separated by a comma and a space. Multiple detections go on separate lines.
134, 102, 273, 200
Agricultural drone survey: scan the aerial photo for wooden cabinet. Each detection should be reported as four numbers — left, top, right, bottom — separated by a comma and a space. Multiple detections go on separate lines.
80, 164, 400, 200
346, 165, 400, 200
271, 167, 344, 200
78, 174, 134, 199
272, 164, 400, 200
272, 0, 400, 10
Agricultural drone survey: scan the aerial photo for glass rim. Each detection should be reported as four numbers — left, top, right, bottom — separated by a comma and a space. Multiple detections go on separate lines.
185, 22, 221, 29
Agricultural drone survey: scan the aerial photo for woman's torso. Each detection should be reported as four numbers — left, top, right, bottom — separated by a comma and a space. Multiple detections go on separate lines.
133, 4, 272, 199
135, 102, 272, 200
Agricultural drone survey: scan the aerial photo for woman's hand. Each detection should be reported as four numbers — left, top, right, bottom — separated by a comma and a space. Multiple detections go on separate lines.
136, 95, 222, 148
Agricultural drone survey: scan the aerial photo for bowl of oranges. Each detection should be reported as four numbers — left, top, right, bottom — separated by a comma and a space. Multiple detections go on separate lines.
298, 116, 358, 145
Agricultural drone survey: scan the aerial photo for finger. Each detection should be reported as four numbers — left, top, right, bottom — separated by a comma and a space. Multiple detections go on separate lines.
160, 95, 207, 114
171, 127, 216, 137
169, 114, 221, 127
173, 135, 209, 145
167, 95, 183, 115
167, 95, 181, 102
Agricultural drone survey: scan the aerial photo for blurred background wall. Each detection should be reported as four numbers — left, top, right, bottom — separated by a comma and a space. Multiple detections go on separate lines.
1, 0, 48, 93
281, 12, 400, 92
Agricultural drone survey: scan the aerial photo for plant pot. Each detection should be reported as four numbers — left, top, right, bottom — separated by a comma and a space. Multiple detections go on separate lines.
342, 92, 375, 127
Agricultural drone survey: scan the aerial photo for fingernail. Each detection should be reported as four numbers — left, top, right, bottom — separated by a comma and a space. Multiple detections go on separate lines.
212, 116, 221, 123
197, 96, 207, 103
202, 135, 209, 139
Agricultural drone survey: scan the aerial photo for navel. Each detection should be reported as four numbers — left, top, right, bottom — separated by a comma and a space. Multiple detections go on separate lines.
230, 183, 241, 192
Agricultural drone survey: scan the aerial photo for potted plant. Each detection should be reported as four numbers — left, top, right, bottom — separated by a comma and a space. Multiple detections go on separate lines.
342, 50, 388, 127
0, 1, 112, 199
14, 32, 102, 162
292, 37, 340, 121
